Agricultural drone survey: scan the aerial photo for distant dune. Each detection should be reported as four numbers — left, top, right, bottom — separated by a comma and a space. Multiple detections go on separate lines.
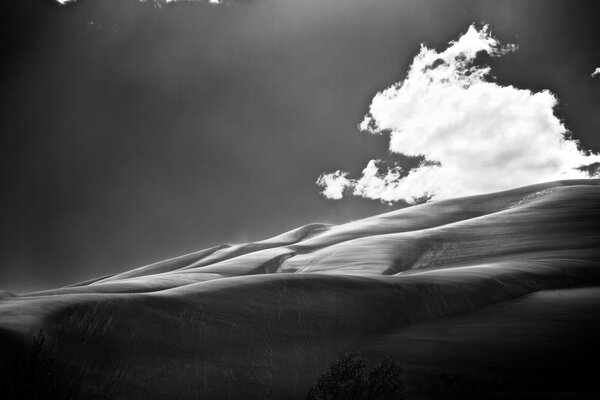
1, 179, 600, 399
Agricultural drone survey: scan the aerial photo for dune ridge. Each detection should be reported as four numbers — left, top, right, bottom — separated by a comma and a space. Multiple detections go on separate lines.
1, 179, 599, 399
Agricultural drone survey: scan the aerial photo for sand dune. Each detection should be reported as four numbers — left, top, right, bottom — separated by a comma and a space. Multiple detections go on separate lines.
1, 179, 599, 399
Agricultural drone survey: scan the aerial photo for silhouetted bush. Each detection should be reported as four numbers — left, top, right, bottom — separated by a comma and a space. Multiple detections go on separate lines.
365, 358, 406, 400
306, 354, 407, 400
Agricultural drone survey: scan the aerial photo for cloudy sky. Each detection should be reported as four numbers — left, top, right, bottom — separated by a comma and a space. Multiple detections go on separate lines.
2, 0, 599, 292
318, 24, 599, 203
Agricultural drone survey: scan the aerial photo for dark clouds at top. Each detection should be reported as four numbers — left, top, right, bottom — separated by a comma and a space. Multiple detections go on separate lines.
1, 0, 599, 292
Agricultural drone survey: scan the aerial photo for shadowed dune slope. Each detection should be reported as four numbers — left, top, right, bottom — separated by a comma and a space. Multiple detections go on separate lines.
1, 179, 599, 399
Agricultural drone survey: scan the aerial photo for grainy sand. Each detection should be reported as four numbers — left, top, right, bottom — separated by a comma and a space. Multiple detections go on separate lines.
1, 179, 599, 399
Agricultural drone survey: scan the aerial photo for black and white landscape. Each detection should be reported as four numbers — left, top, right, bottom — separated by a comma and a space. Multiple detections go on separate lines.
2, 0, 600, 399
2, 179, 600, 399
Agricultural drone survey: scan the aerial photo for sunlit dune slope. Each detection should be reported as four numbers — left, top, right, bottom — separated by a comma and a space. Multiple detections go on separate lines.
1, 179, 599, 399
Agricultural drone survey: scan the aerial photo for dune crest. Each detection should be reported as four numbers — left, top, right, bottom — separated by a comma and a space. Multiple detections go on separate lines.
1, 179, 599, 399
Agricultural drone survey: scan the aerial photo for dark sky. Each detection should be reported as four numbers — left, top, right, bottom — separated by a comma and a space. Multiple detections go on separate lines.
1, 0, 599, 293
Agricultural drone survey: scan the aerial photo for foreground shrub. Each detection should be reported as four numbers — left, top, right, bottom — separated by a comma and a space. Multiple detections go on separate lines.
306, 353, 407, 400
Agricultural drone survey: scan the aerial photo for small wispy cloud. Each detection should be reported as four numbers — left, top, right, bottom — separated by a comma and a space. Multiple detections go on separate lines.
318, 24, 600, 204
592, 68, 600, 78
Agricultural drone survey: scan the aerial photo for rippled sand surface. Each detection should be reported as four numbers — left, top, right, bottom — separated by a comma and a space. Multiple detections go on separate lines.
1, 179, 599, 399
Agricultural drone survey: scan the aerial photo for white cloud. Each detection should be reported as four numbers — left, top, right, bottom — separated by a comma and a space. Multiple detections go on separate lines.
316, 171, 351, 200
592, 68, 600, 78
318, 24, 600, 204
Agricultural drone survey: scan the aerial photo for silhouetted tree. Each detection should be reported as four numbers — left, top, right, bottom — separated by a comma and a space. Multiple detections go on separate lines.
365, 358, 406, 400
306, 354, 407, 400
306, 353, 366, 400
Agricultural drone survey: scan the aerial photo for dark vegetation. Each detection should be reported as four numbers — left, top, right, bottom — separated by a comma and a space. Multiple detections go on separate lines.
306, 353, 407, 400
306, 353, 506, 400
306, 351, 600, 400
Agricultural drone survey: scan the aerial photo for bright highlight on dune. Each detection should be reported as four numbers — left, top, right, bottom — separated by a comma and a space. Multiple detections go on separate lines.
592, 68, 600, 78
318, 25, 600, 204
